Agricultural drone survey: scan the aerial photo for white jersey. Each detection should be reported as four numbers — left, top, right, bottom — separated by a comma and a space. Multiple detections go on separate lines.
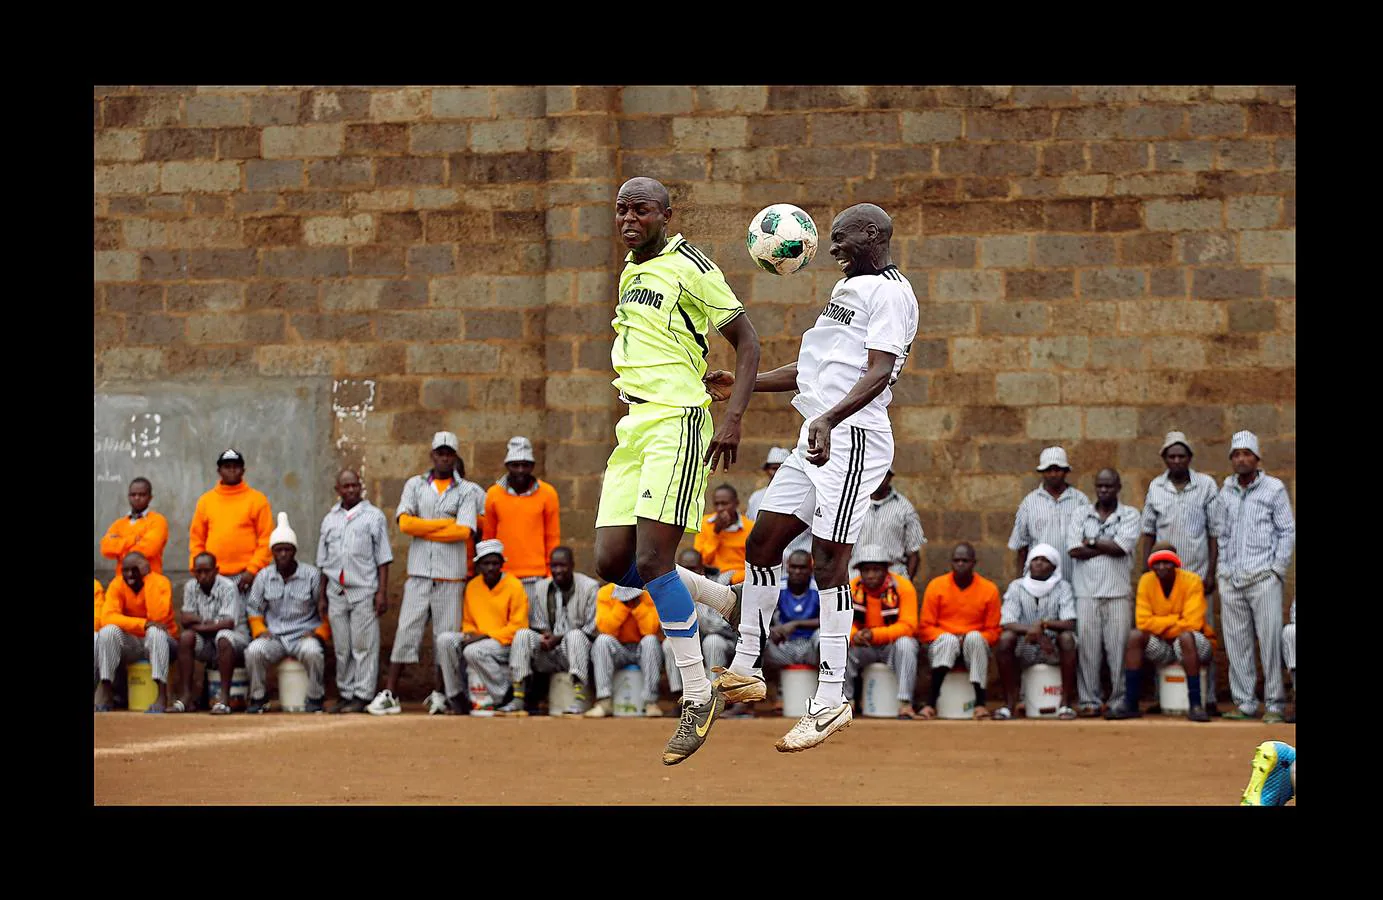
792, 265, 919, 432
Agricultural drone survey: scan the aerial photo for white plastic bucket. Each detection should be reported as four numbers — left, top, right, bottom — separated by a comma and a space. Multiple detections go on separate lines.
1022, 663, 1063, 718
467, 671, 493, 709
612, 664, 643, 717
780, 665, 817, 718
1158, 664, 1191, 714
548, 672, 587, 714
276, 658, 309, 712
206, 666, 249, 703
937, 670, 976, 719
862, 663, 898, 718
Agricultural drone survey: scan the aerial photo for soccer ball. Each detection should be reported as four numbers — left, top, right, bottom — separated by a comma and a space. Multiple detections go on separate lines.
746, 204, 818, 276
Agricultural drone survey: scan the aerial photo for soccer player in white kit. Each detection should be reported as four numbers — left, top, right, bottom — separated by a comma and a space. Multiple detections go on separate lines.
705, 203, 919, 751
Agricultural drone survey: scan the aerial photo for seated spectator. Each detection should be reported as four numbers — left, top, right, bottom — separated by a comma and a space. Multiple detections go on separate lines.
100, 477, 169, 575
94, 552, 177, 713
244, 514, 330, 714
846, 544, 920, 718
483, 436, 562, 610
994, 543, 1078, 720
666, 550, 739, 714
852, 470, 927, 582
585, 583, 664, 719
436, 540, 529, 716
1282, 597, 1296, 723
189, 449, 273, 594
917, 542, 1001, 720
173, 552, 250, 714
506, 546, 596, 716
695, 484, 754, 585
1105, 542, 1212, 722
746, 447, 790, 521
93, 579, 103, 689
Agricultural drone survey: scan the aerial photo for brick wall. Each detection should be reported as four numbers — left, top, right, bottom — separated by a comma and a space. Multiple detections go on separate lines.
94, 84, 1295, 603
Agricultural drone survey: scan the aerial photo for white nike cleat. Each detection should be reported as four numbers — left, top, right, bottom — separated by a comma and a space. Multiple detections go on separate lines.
776, 698, 852, 753
366, 689, 402, 716
711, 666, 767, 703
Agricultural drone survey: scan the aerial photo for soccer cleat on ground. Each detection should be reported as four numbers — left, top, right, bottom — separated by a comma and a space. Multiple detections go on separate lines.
497, 698, 528, 717
425, 691, 449, 716
662, 692, 726, 766
1241, 740, 1296, 806
776, 698, 852, 753
366, 689, 401, 716
711, 666, 767, 703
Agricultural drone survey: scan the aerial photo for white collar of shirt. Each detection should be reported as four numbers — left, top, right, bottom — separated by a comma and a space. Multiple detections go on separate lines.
871, 488, 897, 508
1037, 485, 1079, 503
707, 514, 745, 533
128, 509, 148, 522
1156, 469, 1203, 492
1229, 470, 1265, 494
499, 474, 540, 497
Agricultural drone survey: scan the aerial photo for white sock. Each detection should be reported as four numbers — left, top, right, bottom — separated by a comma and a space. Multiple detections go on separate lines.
611, 584, 644, 602
813, 584, 852, 708
676, 565, 736, 619
667, 635, 711, 703
729, 563, 782, 678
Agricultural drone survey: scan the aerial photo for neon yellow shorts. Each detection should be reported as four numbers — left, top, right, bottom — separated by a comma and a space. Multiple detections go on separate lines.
595, 401, 713, 534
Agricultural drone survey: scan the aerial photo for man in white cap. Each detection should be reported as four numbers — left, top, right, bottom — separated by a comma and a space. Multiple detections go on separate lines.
483, 436, 562, 611
435, 539, 529, 715
369, 431, 485, 716
245, 513, 330, 714
852, 469, 927, 582
845, 543, 921, 717
747, 447, 790, 521
1008, 447, 1089, 580
1138, 431, 1224, 714
1215, 430, 1295, 722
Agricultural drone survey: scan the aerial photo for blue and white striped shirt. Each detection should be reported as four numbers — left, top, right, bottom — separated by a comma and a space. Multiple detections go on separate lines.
1215, 470, 1295, 586
317, 499, 393, 591
1140, 469, 1221, 581
181, 574, 250, 641
1000, 579, 1078, 626
397, 472, 484, 580
854, 488, 927, 577
1008, 485, 1091, 561
248, 562, 323, 646
1066, 503, 1141, 598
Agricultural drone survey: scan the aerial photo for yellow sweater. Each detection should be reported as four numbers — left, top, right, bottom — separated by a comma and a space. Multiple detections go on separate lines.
462, 573, 528, 646
1135, 569, 1206, 640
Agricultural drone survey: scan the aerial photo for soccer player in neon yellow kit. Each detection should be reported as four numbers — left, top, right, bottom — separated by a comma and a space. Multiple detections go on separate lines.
593, 177, 761, 765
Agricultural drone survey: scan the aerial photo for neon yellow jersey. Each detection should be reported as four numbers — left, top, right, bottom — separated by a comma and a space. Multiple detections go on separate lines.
611, 233, 746, 408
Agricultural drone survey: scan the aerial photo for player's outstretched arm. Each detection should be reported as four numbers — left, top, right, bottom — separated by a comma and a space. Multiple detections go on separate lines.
805, 349, 896, 466
703, 360, 797, 400
704, 313, 761, 473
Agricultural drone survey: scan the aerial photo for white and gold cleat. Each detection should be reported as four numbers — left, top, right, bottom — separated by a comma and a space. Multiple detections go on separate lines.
711, 666, 767, 703
776, 698, 853, 753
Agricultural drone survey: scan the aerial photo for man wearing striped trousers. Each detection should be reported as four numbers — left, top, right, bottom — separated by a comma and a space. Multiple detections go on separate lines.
1216, 431, 1295, 723
846, 546, 921, 716
317, 469, 392, 714
245, 514, 330, 713
436, 540, 529, 715
1008, 447, 1090, 580
1067, 468, 1141, 715
1282, 597, 1296, 722
586, 583, 664, 718
94, 552, 178, 713
504, 546, 598, 715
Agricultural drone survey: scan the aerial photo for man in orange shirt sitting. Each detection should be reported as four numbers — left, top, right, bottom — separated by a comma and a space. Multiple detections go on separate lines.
94, 552, 178, 713
483, 436, 561, 611
916, 542, 1002, 719
1106, 541, 1213, 722
100, 477, 169, 575
695, 484, 754, 585
435, 540, 529, 716
585, 583, 665, 718
189, 449, 273, 594
846, 544, 920, 717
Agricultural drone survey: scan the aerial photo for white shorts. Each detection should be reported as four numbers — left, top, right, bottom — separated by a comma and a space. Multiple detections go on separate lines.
757, 418, 893, 545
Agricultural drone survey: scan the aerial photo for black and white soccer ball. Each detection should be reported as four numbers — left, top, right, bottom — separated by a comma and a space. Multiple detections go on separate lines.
745, 203, 818, 276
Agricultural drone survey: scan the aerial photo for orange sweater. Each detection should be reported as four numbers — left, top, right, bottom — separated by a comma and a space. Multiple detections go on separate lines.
695, 514, 753, 583
94, 579, 105, 631
849, 573, 919, 645
102, 573, 178, 639
482, 481, 561, 579
462, 573, 528, 646
595, 583, 662, 644
1136, 569, 1205, 640
919, 572, 1002, 646
189, 482, 273, 574
100, 511, 169, 575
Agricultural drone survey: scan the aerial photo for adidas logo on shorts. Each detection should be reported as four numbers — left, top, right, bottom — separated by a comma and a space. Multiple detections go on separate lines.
641, 489, 653, 499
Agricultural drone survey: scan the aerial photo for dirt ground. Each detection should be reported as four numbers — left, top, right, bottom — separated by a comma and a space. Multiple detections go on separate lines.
93, 711, 1296, 806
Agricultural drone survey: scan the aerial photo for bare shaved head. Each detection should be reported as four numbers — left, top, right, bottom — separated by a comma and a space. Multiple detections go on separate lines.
617, 176, 671, 211
121, 551, 150, 575
835, 203, 893, 240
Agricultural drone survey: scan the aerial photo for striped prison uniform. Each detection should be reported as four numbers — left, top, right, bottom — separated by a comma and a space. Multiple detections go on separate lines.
97, 572, 178, 683
919, 572, 1002, 687
390, 471, 483, 664
437, 572, 528, 704
1001, 578, 1079, 667
1135, 568, 1213, 671
1067, 502, 1141, 708
1008, 484, 1091, 571
1282, 598, 1295, 678
318, 498, 393, 702
246, 563, 329, 702
592, 634, 663, 702
665, 601, 737, 692
852, 487, 927, 579
1216, 470, 1295, 715
845, 574, 920, 703
509, 572, 600, 684
181, 574, 250, 664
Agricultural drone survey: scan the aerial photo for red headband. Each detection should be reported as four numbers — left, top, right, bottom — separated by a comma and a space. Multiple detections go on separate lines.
1147, 549, 1182, 568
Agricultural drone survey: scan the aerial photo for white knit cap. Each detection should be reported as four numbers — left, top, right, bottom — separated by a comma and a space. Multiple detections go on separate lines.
1036, 446, 1071, 471
505, 435, 535, 464
764, 447, 791, 467
1230, 430, 1261, 459
269, 512, 297, 549
853, 543, 891, 566
474, 539, 505, 563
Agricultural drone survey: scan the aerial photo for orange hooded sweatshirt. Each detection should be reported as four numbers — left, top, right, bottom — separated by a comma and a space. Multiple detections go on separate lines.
595, 583, 662, 644
102, 573, 178, 639
189, 481, 273, 574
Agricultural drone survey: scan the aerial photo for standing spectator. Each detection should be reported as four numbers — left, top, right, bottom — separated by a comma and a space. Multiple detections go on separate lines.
94, 552, 177, 713
916, 543, 1002, 720
369, 432, 483, 716
695, 484, 754, 585
846, 545, 920, 717
665, 548, 739, 713
100, 477, 169, 575
747, 447, 790, 521
1067, 468, 1141, 716
189, 449, 273, 593
585, 583, 664, 719
1106, 541, 1213, 722
244, 514, 330, 714
435, 540, 529, 716
852, 469, 926, 581
508, 546, 600, 716
172, 552, 249, 714
1139, 431, 1223, 714
317, 469, 392, 714
1216, 430, 1295, 723
1008, 447, 1089, 579
483, 436, 561, 610
1282, 597, 1296, 722
994, 543, 1079, 720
